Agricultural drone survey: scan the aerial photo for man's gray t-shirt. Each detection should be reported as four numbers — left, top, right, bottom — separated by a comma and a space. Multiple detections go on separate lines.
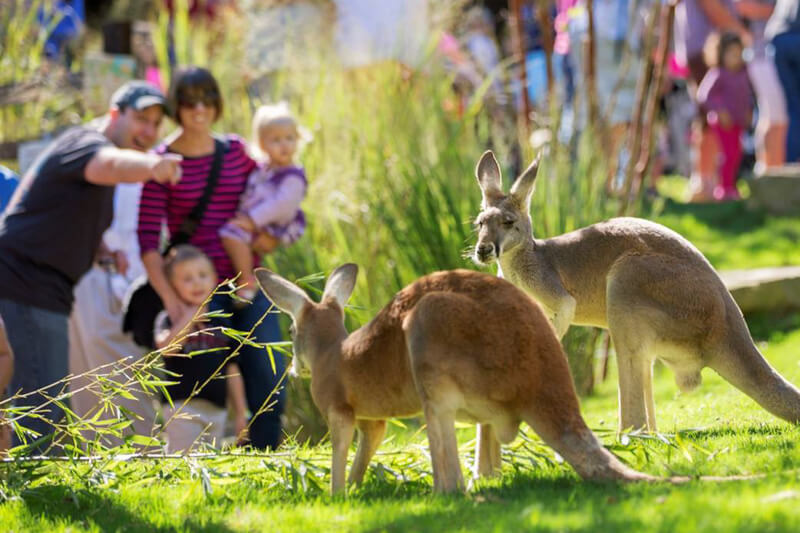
0, 126, 113, 314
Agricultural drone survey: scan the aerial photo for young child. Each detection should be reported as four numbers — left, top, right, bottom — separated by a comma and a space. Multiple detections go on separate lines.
0, 316, 14, 454
696, 32, 754, 201
154, 245, 248, 452
219, 102, 308, 301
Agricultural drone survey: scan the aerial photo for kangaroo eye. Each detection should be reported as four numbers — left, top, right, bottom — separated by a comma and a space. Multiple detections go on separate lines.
503, 220, 515, 228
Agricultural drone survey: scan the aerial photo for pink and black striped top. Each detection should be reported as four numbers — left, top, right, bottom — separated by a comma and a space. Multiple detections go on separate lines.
137, 135, 257, 282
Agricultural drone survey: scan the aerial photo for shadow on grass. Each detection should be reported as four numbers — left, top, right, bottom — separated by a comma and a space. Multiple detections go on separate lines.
656, 198, 767, 236
745, 310, 800, 341
18, 484, 236, 533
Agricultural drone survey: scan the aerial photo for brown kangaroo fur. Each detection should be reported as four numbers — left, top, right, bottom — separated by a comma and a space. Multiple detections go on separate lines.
472, 150, 800, 433
255, 265, 653, 494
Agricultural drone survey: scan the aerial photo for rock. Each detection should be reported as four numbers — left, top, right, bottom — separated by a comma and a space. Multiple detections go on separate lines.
720, 266, 800, 313
749, 165, 800, 216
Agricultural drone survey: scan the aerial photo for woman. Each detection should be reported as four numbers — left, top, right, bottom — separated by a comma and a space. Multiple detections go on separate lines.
137, 66, 285, 450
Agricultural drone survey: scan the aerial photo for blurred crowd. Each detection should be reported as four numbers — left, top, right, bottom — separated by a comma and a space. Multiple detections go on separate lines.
439, 0, 800, 201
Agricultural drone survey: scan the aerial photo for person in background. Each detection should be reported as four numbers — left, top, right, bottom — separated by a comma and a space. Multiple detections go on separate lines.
138, 67, 286, 450
697, 32, 754, 200
737, 0, 789, 171
219, 102, 307, 303
68, 181, 158, 449
154, 245, 247, 453
673, 0, 752, 201
0, 81, 181, 454
567, 0, 648, 189
766, 0, 800, 163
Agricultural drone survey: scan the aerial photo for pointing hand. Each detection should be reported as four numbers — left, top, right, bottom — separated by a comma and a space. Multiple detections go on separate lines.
151, 153, 183, 184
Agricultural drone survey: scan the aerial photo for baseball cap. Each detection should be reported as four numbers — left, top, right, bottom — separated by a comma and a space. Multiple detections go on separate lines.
110, 81, 167, 111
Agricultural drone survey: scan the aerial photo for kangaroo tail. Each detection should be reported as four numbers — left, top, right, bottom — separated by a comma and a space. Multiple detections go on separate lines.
707, 325, 800, 424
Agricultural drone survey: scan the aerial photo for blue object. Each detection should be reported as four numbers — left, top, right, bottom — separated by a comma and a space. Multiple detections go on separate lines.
772, 32, 800, 162
38, 0, 85, 62
525, 51, 566, 108
0, 166, 19, 215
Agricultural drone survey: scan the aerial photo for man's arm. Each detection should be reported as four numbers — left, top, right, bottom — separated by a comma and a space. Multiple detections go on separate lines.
735, 0, 774, 20
698, 0, 752, 38
84, 148, 182, 186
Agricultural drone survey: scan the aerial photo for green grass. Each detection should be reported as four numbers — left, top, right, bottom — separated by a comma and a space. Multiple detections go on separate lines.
651, 176, 800, 270
2, 325, 799, 532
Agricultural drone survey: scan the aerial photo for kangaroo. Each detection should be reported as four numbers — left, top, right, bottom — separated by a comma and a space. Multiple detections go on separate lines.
472, 150, 800, 433
255, 264, 653, 494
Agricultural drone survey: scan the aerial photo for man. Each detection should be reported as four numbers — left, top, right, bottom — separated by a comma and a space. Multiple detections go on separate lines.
0, 81, 181, 453
766, 0, 800, 163
737, 0, 789, 171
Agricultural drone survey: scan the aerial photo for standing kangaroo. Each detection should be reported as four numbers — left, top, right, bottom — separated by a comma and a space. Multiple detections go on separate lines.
255, 264, 653, 494
472, 150, 800, 432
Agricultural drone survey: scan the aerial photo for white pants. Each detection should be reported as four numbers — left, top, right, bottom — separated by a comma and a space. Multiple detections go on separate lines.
748, 57, 789, 125
161, 399, 227, 453
68, 266, 157, 448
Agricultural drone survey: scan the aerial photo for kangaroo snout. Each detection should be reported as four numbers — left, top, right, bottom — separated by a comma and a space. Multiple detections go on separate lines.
474, 242, 497, 264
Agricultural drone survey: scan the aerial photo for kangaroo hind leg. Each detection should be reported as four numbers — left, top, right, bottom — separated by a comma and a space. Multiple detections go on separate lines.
474, 423, 502, 479
348, 419, 387, 486
608, 319, 657, 433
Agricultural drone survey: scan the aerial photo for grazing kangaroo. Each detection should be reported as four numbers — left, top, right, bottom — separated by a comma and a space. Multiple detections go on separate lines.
255, 265, 653, 494
472, 150, 800, 433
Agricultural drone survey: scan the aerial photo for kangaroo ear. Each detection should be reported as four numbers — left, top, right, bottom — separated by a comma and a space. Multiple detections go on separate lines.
322, 263, 359, 309
255, 268, 311, 318
509, 152, 542, 209
475, 150, 503, 204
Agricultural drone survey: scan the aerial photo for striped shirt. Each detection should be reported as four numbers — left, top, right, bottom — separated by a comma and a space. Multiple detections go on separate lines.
137, 135, 257, 282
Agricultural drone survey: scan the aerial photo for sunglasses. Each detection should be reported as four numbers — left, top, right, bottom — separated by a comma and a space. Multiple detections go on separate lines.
178, 90, 219, 108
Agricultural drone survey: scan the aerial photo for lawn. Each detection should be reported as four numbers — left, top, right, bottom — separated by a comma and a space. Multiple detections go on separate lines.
2, 190, 800, 532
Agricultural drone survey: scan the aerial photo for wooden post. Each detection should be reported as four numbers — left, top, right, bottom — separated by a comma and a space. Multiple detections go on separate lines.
617, 0, 661, 216
510, 0, 532, 130
585, 0, 599, 132
633, 0, 677, 207
535, 0, 555, 105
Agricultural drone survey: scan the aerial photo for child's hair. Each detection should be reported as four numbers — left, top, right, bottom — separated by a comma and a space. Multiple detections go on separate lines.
164, 244, 213, 281
250, 102, 310, 160
703, 31, 743, 69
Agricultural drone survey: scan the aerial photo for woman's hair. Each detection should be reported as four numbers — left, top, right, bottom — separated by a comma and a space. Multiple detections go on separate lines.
163, 244, 214, 280
166, 66, 223, 124
703, 31, 743, 69
251, 102, 307, 159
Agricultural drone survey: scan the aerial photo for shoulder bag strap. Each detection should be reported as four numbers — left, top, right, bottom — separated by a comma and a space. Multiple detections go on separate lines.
168, 137, 226, 249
